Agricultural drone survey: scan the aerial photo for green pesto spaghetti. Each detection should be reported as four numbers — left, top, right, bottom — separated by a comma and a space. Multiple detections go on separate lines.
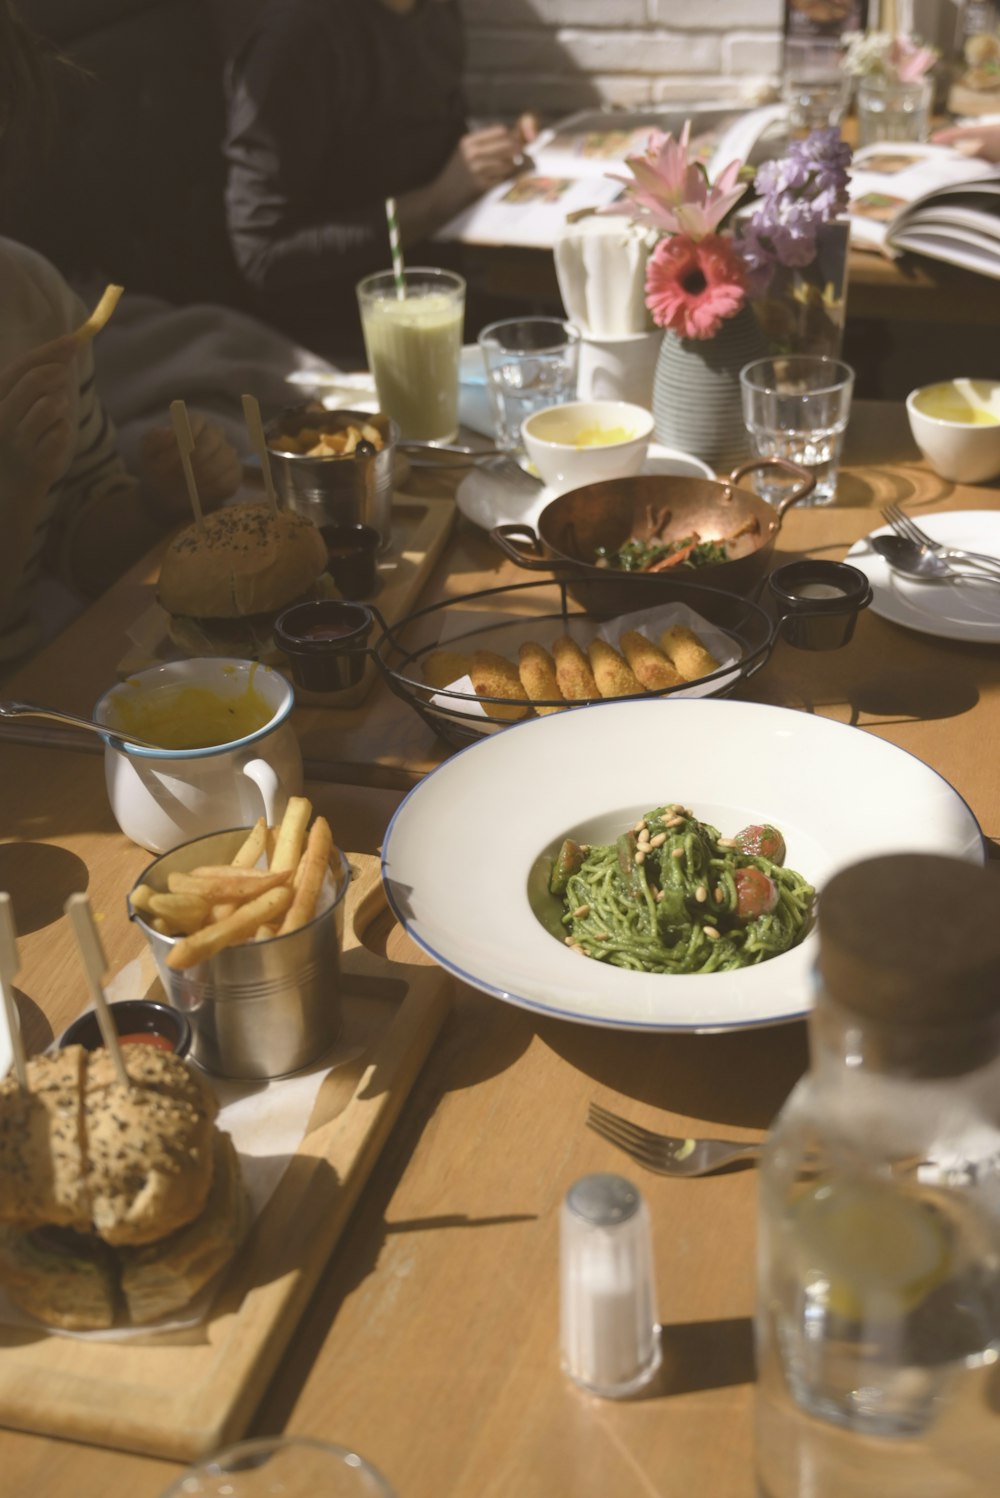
550, 804, 814, 974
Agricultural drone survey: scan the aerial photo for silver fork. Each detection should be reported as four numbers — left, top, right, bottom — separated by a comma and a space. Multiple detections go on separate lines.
881, 502, 1000, 575
586, 1101, 761, 1178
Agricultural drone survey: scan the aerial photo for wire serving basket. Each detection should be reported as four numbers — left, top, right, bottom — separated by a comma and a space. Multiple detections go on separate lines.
370, 572, 777, 751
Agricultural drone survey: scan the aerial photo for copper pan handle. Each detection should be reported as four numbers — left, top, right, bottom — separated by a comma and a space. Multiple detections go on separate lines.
726, 457, 816, 519
491, 523, 562, 571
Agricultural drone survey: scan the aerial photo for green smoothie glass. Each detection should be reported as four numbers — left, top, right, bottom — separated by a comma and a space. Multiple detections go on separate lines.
357, 267, 465, 443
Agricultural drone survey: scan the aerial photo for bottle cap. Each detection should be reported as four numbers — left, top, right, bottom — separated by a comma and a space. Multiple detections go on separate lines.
817, 853, 1000, 1076
559, 1173, 661, 1398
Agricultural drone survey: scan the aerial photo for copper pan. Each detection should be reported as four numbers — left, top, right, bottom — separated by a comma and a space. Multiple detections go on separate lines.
491, 458, 815, 614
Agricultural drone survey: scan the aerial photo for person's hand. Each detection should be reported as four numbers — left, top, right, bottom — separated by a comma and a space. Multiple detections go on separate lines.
0, 334, 77, 499
140, 414, 243, 519
931, 122, 1000, 162
516, 112, 540, 149
442, 123, 527, 200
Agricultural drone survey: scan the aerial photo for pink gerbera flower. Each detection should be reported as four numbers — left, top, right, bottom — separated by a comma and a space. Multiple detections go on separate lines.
645, 232, 748, 340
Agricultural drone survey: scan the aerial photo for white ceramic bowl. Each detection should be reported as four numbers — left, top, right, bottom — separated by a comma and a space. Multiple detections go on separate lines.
906, 379, 1000, 484
521, 399, 654, 491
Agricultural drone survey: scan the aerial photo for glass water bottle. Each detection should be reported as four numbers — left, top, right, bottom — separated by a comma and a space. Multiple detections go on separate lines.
755, 852, 1000, 1498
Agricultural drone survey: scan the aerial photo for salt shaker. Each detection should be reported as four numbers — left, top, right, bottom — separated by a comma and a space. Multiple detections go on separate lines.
560, 1172, 662, 1398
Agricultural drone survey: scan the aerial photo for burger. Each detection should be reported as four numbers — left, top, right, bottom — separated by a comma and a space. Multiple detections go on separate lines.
0, 1045, 248, 1329
157, 501, 337, 660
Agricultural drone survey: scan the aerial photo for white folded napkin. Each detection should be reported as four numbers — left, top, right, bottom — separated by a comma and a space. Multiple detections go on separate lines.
554, 217, 657, 339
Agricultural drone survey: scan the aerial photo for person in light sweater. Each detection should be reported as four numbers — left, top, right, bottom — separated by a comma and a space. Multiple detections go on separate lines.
0, 0, 241, 667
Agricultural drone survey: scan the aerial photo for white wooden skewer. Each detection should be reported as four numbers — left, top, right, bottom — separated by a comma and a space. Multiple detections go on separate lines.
64, 894, 131, 1088
169, 398, 204, 530
241, 392, 279, 513
0, 894, 28, 1088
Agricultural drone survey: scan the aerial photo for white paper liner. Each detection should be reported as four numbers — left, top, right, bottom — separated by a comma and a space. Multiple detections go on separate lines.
423, 600, 741, 735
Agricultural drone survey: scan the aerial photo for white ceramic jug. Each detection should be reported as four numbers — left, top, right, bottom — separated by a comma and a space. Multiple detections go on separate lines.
94, 659, 303, 853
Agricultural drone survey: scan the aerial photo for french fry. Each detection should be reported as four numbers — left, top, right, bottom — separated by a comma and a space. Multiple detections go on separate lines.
231, 818, 267, 870
72, 283, 123, 345
147, 892, 211, 930
166, 885, 295, 970
278, 816, 334, 935
271, 797, 312, 872
151, 917, 173, 936
168, 867, 291, 901
254, 925, 277, 941
130, 883, 157, 914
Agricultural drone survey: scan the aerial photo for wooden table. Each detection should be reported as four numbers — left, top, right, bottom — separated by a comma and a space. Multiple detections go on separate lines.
1, 403, 998, 1496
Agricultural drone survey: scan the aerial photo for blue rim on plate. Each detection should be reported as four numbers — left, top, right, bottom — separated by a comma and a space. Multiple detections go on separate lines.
381, 697, 983, 1034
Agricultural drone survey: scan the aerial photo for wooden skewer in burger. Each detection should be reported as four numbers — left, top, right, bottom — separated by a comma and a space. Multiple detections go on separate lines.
0, 895, 248, 1330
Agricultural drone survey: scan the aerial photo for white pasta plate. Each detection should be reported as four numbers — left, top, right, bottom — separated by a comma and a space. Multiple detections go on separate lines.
382, 698, 984, 1033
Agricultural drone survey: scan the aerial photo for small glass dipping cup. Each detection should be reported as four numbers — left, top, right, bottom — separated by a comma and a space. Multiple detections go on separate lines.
769, 559, 873, 650
274, 599, 375, 693
320, 521, 380, 600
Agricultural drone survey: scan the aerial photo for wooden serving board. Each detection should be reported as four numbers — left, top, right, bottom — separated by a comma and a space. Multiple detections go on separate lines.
116, 493, 456, 709
0, 855, 452, 1460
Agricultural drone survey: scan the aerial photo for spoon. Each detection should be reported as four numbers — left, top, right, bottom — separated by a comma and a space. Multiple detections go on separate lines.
0, 701, 164, 752
870, 535, 1000, 588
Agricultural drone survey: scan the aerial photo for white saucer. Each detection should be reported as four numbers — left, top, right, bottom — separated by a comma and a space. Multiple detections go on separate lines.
455, 443, 716, 533
846, 512, 1000, 644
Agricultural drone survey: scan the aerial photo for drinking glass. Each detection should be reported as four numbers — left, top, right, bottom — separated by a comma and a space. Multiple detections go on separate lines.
856, 75, 932, 148
477, 316, 581, 452
782, 71, 851, 137
357, 267, 465, 443
158, 1435, 396, 1497
740, 356, 855, 508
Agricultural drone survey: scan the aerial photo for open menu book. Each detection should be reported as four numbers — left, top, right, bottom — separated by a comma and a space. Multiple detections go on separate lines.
437, 103, 787, 249
848, 142, 1000, 279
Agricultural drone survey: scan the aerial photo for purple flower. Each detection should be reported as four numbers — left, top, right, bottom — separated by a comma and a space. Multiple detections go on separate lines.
738, 128, 852, 282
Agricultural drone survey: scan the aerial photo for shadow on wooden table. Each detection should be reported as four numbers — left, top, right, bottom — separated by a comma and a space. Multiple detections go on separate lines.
535, 1017, 809, 1133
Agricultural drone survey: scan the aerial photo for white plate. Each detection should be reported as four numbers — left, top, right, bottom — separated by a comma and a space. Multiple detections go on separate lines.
455, 442, 716, 533
381, 698, 983, 1034
846, 511, 1000, 643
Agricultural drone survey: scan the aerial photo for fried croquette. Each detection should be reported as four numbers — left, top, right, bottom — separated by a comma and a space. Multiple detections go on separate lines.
422, 650, 474, 691
619, 630, 683, 690
659, 625, 721, 682
470, 650, 531, 721
587, 639, 643, 698
517, 641, 565, 714
551, 636, 599, 701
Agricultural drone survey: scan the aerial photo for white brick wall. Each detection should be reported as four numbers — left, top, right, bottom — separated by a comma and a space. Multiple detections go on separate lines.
460, 0, 785, 122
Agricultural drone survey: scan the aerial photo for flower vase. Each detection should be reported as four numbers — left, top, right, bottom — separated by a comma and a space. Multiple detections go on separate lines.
752, 220, 850, 361
651, 304, 767, 474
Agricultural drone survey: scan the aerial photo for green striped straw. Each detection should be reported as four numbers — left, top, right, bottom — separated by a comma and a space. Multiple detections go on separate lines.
385, 196, 405, 300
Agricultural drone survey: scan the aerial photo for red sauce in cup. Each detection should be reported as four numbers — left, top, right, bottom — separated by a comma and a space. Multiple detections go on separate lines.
118, 1032, 176, 1050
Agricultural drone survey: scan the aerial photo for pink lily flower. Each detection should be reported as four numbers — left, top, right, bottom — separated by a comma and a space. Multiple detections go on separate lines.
605, 121, 748, 240
889, 34, 937, 83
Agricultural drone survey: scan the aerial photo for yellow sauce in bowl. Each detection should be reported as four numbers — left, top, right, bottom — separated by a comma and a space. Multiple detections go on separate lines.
571, 425, 637, 448
913, 385, 1000, 425
110, 678, 274, 750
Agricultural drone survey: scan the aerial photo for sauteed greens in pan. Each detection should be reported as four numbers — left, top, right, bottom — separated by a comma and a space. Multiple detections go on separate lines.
549, 804, 814, 974
593, 534, 730, 572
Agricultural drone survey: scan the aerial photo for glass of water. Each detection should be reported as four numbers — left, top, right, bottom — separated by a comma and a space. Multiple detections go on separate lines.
740, 355, 855, 508
477, 317, 581, 452
158, 1436, 396, 1497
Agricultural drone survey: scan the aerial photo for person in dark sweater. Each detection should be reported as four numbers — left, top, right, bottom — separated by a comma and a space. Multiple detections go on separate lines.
213, 0, 534, 358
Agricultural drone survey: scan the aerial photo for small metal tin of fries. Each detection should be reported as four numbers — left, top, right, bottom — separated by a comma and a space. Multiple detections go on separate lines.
128, 827, 350, 1079
264, 406, 397, 552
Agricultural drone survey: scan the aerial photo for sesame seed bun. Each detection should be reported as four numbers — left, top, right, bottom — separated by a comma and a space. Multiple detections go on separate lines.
157, 503, 329, 621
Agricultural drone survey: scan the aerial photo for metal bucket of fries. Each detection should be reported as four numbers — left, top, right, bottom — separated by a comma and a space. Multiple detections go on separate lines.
128, 817, 350, 1079
265, 406, 397, 551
